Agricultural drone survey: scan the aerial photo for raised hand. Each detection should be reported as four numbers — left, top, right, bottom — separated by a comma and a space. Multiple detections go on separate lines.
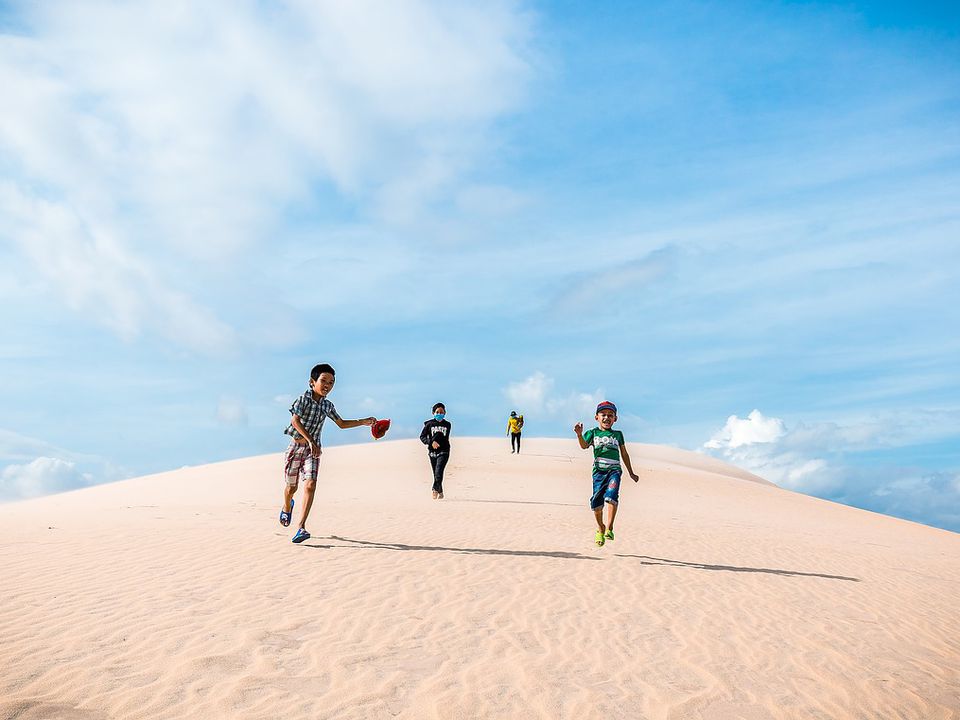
574, 422, 584, 435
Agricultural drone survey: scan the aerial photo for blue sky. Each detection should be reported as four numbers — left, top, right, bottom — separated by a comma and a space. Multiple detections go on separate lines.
1, 1, 958, 531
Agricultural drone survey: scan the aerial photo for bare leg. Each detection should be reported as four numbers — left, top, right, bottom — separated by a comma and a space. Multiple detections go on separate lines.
593, 507, 605, 533
283, 482, 297, 513
298, 480, 317, 530
605, 501, 618, 533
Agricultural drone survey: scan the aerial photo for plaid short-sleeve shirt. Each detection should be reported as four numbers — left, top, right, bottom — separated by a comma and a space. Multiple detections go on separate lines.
284, 391, 341, 446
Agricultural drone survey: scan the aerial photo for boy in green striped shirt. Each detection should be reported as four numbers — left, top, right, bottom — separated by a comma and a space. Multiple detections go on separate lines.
574, 401, 640, 546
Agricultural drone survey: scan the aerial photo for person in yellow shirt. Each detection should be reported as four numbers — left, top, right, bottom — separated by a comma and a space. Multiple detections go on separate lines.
507, 410, 524, 454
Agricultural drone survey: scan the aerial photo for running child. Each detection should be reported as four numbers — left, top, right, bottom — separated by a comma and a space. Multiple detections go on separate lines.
574, 401, 639, 546
420, 402, 451, 499
281, 363, 377, 543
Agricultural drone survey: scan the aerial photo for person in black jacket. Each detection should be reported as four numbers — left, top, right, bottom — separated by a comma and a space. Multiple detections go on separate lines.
420, 402, 451, 499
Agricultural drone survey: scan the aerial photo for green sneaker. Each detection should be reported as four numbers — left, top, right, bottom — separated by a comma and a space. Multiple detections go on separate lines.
595, 530, 605, 547
604, 529, 615, 541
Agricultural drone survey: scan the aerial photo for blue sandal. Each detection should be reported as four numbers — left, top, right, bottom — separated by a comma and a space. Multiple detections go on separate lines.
291, 528, 311, 544
279, 499, 294, 527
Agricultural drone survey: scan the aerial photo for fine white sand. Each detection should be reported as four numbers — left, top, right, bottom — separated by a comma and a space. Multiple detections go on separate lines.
1, 437, 958, 719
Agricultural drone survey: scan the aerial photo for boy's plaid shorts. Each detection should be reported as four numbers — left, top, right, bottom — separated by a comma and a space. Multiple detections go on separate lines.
284, 442, 319, 485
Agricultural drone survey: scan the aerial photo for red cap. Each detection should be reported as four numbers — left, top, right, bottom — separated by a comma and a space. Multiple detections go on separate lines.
596, 401, 618, 414
371, 418, 391, 439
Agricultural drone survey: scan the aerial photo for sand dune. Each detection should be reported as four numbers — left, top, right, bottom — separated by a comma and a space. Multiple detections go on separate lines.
1, 437, 958, 719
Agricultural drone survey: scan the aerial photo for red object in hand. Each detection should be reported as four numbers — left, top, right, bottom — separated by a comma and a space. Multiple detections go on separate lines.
371, 418, 391, 439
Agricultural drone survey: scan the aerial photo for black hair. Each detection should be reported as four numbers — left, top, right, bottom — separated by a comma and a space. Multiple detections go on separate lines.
432, 402, 445, 413
310, 363, 336, 381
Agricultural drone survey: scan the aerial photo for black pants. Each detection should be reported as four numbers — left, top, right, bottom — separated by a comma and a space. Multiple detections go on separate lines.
511, 432, 521, 453
429, 452, 449, 493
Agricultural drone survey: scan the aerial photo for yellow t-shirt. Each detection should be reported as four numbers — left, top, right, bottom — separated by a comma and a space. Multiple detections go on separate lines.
507, 417, 523, 433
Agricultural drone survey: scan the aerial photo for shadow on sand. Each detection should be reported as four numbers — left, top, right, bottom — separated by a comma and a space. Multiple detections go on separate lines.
455, 498, 580, 508
290, 537, 858, 579
615, 554, 860, 582
300, 535, 601, 561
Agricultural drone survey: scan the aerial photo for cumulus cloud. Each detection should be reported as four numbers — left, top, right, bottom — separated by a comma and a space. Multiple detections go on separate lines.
705, 412, 841, 493
0, 0, 533, 351
504, 371, 604, 424
504, 371, 553, 410
0, 428, 125, 501
0, 457, 93, 499
704, 409, 786, 449
703, 410, 960, 532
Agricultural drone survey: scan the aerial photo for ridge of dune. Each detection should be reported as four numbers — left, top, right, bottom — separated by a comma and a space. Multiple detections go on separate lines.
0, 437, 771, 510
1, 437, 957, 719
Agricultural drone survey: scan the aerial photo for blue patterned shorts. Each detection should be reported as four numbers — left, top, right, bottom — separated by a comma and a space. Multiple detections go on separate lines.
590, 467, 621, 509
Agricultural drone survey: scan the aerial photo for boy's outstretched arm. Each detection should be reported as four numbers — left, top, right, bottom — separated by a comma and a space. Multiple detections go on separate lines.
333, 416, 377, 430
619, 444, 640, 482
574, 422, 590, 449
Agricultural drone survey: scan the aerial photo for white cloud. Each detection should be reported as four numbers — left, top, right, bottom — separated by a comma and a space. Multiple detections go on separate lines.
854, 471, 960, 532
0, 428, 126, 501
504, 371, 604, 424
702, 410, 960, 531
704, 409, 785, 449
0, 183, 237, 352
0, 457, 93, 499
703, 410, 845, 493
0, 0, 533, 351
505, 371, 553, 410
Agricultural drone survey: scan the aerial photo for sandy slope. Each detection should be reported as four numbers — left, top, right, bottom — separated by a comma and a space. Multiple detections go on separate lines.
0, 437, 957, 720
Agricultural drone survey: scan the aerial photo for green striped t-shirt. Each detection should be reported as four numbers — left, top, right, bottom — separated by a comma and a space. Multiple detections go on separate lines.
582, 428, 625, 471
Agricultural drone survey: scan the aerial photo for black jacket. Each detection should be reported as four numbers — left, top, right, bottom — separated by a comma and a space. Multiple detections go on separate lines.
420, 419, 451, 454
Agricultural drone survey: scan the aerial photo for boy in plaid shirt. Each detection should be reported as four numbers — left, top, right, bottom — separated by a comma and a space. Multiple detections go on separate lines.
281, 363, 377, 543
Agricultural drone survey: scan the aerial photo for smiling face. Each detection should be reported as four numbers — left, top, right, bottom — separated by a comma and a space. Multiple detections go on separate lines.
310, 372, 336, 397
596, 409, 617, 429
